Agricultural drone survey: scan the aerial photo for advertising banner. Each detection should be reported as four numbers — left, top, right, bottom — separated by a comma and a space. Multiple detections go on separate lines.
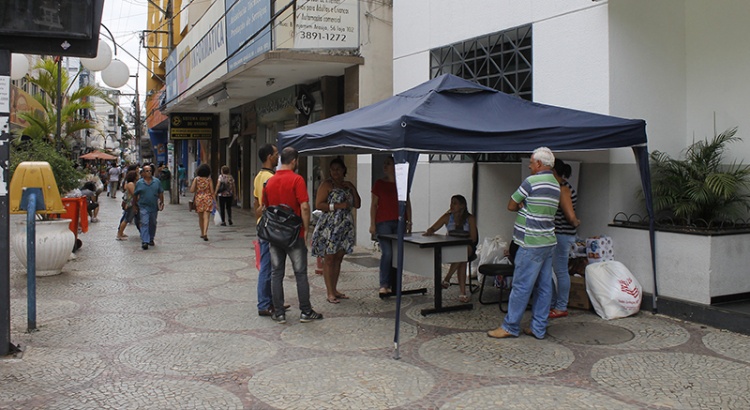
294, 0, 358, 49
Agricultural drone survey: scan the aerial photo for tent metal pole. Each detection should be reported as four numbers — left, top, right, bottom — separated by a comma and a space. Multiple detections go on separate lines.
392, 202, 407, 360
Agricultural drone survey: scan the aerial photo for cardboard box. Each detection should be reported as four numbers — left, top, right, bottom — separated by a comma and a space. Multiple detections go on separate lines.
568, 275, 592, 310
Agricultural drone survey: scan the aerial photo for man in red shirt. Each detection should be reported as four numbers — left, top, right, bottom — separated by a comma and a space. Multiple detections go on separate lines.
263, 147, 322, 324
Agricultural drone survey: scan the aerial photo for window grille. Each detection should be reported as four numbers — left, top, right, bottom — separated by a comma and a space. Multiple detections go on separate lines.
429, 25, 532, 163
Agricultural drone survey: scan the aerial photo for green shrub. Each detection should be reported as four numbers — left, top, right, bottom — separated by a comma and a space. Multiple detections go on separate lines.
10, 137, 84, 194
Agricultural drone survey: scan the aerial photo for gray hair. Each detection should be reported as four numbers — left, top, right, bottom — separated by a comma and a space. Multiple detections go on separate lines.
532, 147, 555, 167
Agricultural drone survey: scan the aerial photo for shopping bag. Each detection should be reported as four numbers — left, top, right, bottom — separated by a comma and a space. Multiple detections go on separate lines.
253, 240, 261, 270
214, 209, 222, 226
585, 261, 642, 320
475, 236, 508, 280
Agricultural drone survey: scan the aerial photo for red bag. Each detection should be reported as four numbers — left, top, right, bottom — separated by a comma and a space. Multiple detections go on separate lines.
253, 240, 261, 270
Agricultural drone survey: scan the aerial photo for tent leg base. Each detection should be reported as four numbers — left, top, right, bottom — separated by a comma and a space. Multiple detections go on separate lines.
421, 303, 473, 316
379, 288, 427, 299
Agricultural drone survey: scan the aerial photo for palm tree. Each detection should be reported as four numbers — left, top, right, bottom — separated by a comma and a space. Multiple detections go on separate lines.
650, 127, 750, 226
15, 57, 111, 148
10, 57, 112, 193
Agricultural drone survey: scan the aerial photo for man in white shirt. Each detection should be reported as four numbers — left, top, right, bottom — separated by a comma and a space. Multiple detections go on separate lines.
107, 164, 121, 199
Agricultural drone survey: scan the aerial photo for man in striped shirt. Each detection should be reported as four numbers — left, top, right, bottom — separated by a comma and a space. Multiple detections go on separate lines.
488, 147, 560, 340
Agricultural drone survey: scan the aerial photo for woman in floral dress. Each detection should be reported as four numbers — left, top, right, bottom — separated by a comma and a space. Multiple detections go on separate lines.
311, 158, 361, 303
190, 164, 214, 241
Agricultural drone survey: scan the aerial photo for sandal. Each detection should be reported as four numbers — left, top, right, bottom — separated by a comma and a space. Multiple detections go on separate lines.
379, 287, 390, 295
459, 294, 471, 303
441, 279, 451, 289
335, 293, 349, 299
327, 297, 340, 304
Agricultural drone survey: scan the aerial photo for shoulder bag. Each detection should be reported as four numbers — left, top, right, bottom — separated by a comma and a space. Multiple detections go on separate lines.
257, 204, 303, 248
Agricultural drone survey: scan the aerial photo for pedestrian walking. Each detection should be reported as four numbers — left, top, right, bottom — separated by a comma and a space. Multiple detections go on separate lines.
116, 170, 138, 240
215, 165, 236, 226
190, 164, 214, 241
177, 164, 187, 196
134, 164, 165, 250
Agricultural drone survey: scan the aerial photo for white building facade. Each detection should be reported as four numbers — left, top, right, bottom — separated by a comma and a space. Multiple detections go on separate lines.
382, 0, 750, 294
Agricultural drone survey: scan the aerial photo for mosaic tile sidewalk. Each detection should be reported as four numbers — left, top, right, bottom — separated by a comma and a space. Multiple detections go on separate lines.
2, 195, 749, 409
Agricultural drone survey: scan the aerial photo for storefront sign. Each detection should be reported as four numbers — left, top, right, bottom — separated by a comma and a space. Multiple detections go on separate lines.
226, 0, 272, 72
256, 86, 297, 124
166, 0, 227, 106
294, 0, 359, 49
170, 113, 214, 140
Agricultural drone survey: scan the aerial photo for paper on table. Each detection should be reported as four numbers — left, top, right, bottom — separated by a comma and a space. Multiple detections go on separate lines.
395, 162, 409, 202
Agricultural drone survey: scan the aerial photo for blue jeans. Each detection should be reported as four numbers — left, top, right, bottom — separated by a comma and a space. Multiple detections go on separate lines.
551, 234, 576, 311
139, 208, 158, 244
270, 237, 312, 314
257, 239, 272, 311
376, 220, 398, 288
502, 245, 555, 338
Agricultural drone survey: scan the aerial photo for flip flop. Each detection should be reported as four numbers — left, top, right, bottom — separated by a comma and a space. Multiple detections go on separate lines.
327, 297, 340, 304
116, 237, 126, 241
335, 293, 349, 299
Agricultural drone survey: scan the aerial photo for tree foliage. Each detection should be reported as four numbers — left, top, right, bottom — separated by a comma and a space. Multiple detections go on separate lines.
14, 58, 110, 147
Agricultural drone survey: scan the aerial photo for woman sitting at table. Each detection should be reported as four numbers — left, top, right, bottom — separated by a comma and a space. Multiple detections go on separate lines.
423, 194, 478, 303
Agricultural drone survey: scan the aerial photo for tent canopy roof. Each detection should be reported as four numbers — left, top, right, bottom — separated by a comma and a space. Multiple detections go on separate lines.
278, 74, 647, 155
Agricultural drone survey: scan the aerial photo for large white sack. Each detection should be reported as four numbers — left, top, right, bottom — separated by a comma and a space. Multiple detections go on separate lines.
585, 261, 642, 320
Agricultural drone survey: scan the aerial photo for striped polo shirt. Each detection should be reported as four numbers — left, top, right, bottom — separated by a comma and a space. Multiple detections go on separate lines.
511, 170, 560, 248
554, 180, 578, 235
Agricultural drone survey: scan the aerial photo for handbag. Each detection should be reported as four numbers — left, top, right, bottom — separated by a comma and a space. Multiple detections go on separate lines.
257, 204, 303, 248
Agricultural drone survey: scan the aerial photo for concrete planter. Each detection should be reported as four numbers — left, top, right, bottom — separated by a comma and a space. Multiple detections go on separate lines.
610, 225, 750, 305
11, 219, 75, 276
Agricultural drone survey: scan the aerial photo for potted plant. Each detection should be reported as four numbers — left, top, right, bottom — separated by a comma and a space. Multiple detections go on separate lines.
650, 127, 750, 227
611, 127, 750, 305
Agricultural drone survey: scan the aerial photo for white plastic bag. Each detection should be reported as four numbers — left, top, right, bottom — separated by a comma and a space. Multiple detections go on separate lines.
214, 209, 222, 226
477, 236, 508, 265
585, 261, 642, 320
475, 236, 508, 281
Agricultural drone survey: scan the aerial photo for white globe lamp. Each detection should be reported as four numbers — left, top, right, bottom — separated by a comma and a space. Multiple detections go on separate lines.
10, 54, 29, 80
81, 42, 113, 71
101, 59, 130, 88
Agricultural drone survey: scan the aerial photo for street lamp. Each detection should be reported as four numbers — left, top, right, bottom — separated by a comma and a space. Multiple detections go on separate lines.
80, 25, 130, 89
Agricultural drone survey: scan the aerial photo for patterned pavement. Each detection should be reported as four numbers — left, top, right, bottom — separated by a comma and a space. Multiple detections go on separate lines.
2, 194, 750, 409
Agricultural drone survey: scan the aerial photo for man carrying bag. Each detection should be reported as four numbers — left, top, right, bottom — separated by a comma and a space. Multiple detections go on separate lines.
261, 147, 323, 324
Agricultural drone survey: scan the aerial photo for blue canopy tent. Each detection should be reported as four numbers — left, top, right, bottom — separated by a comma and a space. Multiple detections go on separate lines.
278, 74, 656, 358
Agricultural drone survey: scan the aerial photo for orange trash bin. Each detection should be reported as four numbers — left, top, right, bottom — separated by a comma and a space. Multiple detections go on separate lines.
60, 197, 88, 251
